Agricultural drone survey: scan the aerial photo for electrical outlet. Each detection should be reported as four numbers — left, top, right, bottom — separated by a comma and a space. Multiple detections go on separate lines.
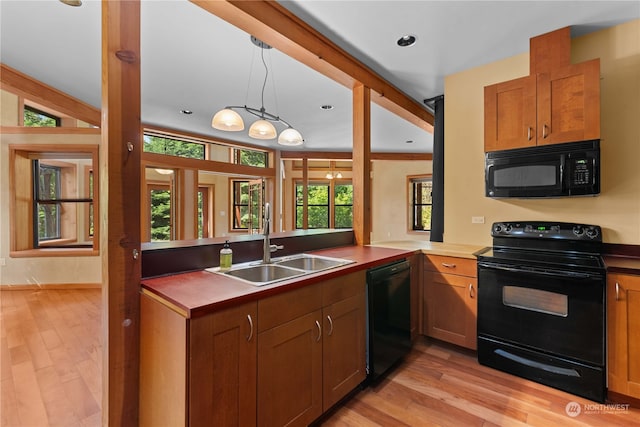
0, 258, 5, 266
471, 216, 485, 224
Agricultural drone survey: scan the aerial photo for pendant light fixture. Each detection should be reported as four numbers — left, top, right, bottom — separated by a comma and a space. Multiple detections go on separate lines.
212, 36, 304, 146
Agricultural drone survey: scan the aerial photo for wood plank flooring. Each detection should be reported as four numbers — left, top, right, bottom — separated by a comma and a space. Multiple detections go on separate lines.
321, 339, 640, 426
1, 289, 102, 427
2, 288, 639, 426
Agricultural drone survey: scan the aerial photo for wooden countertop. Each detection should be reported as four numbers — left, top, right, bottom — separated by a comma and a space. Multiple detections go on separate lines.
370, 240, 486, 259
141, 245, 415, 318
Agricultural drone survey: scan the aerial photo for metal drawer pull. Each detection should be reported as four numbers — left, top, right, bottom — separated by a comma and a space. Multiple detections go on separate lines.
543, 124, 549, 139
327, 315, 334, 336
315, 320, 322, 342
469, 283, 475, 298
442, 263, 456, 268
246, 314, 254, 342
527, 127, 532, 141
615, 282, 620, 301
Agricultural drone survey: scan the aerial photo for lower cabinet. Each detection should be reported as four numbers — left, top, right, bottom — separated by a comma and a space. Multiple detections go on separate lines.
423, 255, 478, 350
607, 273, 640, 400
140, 270, 366, 427
257, 271, 367, 427
139, 294, 257, 427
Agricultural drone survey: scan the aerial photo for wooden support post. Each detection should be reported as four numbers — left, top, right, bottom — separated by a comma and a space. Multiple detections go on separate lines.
352, 84, 371, 246
101, 1, 141, 425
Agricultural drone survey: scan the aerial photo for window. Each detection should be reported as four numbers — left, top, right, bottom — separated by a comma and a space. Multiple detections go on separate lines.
148, 184, 172, 241
233, 148, 268, 168
334, 183, 353, 228
23, 105, 60, 127
10, 145, 99, 253
231, 179, 263, 232
411, 177, 432, 231
295, 181, 353, 229
143, 133, 206, 160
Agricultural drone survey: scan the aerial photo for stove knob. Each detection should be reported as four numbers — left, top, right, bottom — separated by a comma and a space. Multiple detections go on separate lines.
573, 226, 584, 236
494, 224, 503, 233
505, 224, 513, 233
586, 227, 599, 239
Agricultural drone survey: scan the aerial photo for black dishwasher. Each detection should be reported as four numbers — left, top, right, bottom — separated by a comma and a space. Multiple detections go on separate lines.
366, 259, 412, 383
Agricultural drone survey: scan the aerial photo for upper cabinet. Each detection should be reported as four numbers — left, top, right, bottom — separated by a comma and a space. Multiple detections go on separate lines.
484, 27, 600, 152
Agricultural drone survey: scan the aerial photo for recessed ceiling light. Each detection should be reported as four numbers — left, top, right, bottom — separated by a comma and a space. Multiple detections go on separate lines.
320, 105, 334, 110
59, 0, 82, 6
397, 34, 417, 47
180, 109, 193, 115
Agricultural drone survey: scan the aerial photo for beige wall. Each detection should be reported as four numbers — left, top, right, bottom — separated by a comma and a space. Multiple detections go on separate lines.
444, 19, 640, 246
0, 132, 102, 286
371, 159, 432, 243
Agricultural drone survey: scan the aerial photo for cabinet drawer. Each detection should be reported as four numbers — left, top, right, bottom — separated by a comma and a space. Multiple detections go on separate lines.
424, 255, 477, 277
322, 270, 365, 307
258, 283, 322, 332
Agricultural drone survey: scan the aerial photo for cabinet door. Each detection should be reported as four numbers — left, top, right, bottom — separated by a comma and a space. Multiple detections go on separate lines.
424, 272, 477, 349
484, 75, 537, 151
536, 59, 600, 145
323, 293, 366, 410
258, 310, 323, 427
190, 302, 257, 427
608, 274, 640, 399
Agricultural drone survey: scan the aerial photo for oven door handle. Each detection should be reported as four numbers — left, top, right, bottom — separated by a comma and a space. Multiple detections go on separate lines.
479, 262, 597, 280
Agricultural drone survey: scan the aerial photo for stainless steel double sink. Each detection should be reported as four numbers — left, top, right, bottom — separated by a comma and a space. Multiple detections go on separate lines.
206, 253, 355, 286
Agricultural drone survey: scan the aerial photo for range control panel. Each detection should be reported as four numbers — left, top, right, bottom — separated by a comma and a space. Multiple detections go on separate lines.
491, 221, 601, 241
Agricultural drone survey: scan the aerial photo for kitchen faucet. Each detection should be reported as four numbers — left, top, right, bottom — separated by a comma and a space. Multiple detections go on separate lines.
262, 202, 283, 264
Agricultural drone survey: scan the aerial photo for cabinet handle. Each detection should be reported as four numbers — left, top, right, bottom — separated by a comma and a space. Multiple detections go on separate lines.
315, 320, 322, 342
615, 282, 620, 301
469, 283, 475, 299
327, 315, 334, 336
527, 127, 532, 141
246, 314, 254, 342
441, 263, 456, 268
542, 124, 549, 139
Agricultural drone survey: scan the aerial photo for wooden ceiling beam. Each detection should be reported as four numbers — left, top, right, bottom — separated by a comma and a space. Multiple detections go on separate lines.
1, 63, 101, 127
189, 0, 434, 132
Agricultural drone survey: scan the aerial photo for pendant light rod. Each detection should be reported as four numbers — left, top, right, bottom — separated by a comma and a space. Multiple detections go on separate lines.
212, 35, 304, 146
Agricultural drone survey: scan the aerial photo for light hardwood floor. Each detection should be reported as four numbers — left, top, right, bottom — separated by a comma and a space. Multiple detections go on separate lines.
2, 289, 639, 426
1, 289, 102, 427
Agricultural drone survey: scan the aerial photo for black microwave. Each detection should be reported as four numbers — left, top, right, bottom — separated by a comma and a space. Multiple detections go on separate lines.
485, 140, 600, 198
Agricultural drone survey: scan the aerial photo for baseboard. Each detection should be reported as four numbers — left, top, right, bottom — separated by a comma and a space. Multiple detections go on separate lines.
0, 283, 102, 290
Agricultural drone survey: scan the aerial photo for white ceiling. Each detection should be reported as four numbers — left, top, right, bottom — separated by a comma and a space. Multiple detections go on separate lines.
1, 1, 638, 154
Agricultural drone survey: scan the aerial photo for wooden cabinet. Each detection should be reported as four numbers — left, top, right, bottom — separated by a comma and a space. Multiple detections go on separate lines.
140, 270, 367, 427
139, 294, 257, 427
484, 27, 600, 151
423, 255, 477, 350
607, 273, 640, 400
322, 273, 367, 410
257, 271, 366, 426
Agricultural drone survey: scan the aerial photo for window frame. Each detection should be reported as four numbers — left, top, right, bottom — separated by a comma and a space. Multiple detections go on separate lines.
23, 104, 61, 127
408, 175, 433, 233
294, 180, 353, 229
229, 178, 264, 233
9, 144, 100, 257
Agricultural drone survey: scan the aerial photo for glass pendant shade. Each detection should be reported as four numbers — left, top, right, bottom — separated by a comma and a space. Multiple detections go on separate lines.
212, 109, 244, 131
277, 128, 304, 146
248, 119, 277, 139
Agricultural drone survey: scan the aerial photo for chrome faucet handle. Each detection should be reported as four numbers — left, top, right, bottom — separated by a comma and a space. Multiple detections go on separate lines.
269, 244, 284, 253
